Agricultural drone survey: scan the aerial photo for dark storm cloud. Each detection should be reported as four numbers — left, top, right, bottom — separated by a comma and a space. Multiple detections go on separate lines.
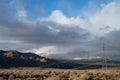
104, 30, 120, 57
67, 30, 120, 59
0, 18, 90, 46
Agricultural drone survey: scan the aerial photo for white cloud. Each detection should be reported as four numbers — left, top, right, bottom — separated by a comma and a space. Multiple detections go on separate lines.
89, 2, 120, 36
41, 10, 87, 29
73, 56, 101, 60
17, 10, 36, 27
36, 46, 58, 55
26, 46, 60, 57
18, 10, 27, 17
40, 1, 120, 37
41, 2, 120, 37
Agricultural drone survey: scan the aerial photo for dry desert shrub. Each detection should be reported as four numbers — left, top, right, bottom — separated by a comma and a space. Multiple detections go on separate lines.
0, 69, 120, 80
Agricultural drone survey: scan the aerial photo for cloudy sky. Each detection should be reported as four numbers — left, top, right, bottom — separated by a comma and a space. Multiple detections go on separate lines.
0, 0, 120, 60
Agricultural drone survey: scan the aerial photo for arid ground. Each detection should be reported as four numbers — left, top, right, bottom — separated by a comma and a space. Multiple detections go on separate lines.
0, 68, 120, 80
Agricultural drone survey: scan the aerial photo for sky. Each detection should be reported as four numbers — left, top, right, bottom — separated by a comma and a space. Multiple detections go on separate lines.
0, 0, 120, 60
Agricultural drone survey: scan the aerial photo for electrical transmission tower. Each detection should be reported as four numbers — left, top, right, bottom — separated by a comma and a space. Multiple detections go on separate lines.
100, 26, 110, 70
102, 39, 107, 70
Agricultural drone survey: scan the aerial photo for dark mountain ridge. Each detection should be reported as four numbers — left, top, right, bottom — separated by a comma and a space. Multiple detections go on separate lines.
0, 50, 57, 68
0, 50, 119, 69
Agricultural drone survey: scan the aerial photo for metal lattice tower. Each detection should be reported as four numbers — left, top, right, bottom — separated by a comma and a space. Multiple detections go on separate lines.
102, 40, 107, 70
100, 26, 110, 70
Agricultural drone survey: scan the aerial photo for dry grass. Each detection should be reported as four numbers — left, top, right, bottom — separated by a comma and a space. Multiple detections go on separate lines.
0, 68, 120, 80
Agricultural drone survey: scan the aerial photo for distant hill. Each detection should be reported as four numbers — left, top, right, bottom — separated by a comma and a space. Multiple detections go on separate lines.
0, 50, 119, 69
0, 50, 57, 68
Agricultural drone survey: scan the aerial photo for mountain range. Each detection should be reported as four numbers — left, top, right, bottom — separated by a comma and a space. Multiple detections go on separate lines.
0, 50, 119, 69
